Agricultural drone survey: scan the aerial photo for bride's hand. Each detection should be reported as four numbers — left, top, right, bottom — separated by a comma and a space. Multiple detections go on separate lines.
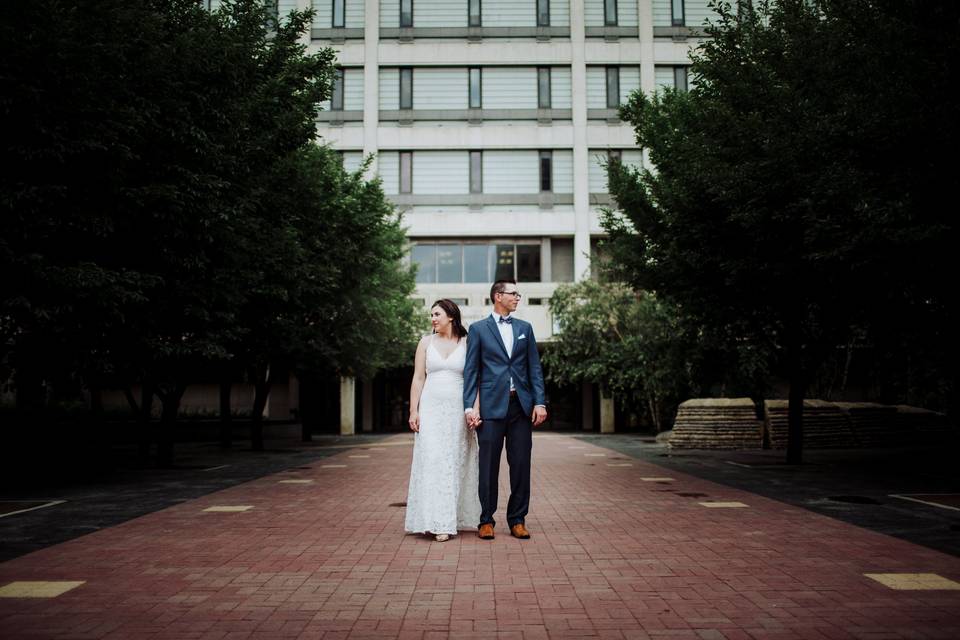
408, 411, 420, 432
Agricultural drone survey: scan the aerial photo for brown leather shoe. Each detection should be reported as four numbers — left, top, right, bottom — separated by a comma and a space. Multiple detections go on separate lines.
510, 523, 531, 539
478, 523, 495, 539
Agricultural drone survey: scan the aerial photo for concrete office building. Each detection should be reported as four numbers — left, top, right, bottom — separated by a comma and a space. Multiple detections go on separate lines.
205, 0, 720, 432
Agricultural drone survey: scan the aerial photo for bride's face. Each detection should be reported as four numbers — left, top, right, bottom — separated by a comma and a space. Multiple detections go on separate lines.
430, 306, 452, 333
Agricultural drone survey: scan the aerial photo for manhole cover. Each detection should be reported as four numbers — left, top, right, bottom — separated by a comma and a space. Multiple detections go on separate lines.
829, 495, 882, 505
389, 502, 406, 508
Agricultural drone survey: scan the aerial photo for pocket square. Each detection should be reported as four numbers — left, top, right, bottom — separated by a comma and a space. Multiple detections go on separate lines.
518, 334, 527, 339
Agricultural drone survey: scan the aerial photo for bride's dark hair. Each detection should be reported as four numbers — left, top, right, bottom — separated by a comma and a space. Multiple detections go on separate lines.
432, 299, 468, 339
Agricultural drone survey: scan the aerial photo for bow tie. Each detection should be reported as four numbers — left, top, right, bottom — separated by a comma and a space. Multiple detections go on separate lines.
498, 316, 513, 324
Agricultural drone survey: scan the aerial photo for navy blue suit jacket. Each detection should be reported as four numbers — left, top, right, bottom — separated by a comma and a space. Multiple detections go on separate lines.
463, 315, 546, 420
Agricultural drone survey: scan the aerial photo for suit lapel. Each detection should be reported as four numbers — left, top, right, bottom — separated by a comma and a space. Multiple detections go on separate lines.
510, 318, 521, 360
485, 315, 510, 359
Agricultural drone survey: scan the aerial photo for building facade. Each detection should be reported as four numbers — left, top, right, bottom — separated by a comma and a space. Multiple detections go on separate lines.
208, 0, 718, 431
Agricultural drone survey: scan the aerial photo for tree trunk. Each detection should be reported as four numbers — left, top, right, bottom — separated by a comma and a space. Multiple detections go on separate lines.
250, 365, 272, 452
123, 387, 139, 416
137, 381, 154, 463
156, 383, 186, 468
219, 375, 233, 450
14, 359, 45, 415
785, 333, 807, 465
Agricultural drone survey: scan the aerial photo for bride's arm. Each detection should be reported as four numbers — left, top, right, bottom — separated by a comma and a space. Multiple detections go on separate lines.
408, 336, 428, 432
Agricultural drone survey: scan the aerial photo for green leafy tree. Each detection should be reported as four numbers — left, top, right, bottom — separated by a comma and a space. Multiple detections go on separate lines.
544, 281, 704, 432
0, 0, 337, 464
604, 0, 958, 462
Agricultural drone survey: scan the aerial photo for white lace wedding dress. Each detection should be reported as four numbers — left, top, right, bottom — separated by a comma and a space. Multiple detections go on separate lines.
405, 335, 481, 535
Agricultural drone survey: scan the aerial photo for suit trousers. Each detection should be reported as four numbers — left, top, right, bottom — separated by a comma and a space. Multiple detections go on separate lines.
477, 394, 532, 528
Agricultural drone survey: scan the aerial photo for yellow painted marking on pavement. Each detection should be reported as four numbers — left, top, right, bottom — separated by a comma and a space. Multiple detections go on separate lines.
321, 464, 347, 468
203, 506, 253, 512
640, 477, 675, 482
699, 502, 749, 508
865, 573, 960, 590
607, 463, 633, 467
0, 581, 86, 598
348, 455, 370, 458
584, 453, 606, 457
278, 479, 314, 484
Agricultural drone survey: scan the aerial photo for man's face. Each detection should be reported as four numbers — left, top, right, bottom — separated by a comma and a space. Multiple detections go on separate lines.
497, 286, 521, 313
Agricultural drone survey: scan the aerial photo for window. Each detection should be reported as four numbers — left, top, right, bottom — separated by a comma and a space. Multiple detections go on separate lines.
495, 244, 515, 281
464, 245, 493, 282
412, 245, 436, 283
671, 0, 684, 26
674, 66, 688, 92
266, 0, 279, 29
469, 0, 481, 26
539, 151, 553, 192
537, 0, 550, 26
437, 245, 462, 283
400, 68, 413, 109
604, 0, 618, 26
517, 245, 542, 282
400, 0, 413, 27
330, 68, 344, 111
400, 151, 412, 193
332, 0, 344, 27
606, 67, 620, 109
537, 67, 551, 109
414, 242, 542, 282
607, 149, 621, 164
469, 68, 482, 109
470, 151, 483, 193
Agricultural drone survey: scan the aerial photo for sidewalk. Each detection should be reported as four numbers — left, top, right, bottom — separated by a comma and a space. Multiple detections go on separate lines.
1, 433, 959, 639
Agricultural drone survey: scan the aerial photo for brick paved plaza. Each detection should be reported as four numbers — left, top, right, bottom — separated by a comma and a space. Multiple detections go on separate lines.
1, 433, 959, 639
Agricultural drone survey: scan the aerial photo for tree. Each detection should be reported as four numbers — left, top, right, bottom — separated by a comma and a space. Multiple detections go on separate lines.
603, 0, 959, 462
543, 281, 696, 431
235, 145, 423, 448
0, 0, 337, 463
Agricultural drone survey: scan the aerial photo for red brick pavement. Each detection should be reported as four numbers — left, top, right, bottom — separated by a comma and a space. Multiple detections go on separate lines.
1, 433, 959, 639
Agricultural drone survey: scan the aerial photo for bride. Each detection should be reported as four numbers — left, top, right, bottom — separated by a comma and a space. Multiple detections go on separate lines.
405, 299, 481, 542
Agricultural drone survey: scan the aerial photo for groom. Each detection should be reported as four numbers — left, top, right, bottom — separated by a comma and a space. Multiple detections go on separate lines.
463, 279, 547, 540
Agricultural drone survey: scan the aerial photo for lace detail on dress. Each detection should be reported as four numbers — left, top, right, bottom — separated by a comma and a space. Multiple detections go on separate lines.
405, 335, 481, 534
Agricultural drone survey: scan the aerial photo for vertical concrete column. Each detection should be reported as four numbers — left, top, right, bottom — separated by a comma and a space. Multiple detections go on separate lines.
600, 390, 615, 433
638, 0, 656, 93
363, 0, 380, 177
361, 379, 374, 432
288, 372, 300, 420
296, 0, 311, 46
340, 376, 356, 435
581, 382, 594, 431
570, 0, 591, 281
638, 0, 656, 171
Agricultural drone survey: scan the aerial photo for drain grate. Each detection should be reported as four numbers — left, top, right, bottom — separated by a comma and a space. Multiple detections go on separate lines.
389, 502, 407, 508
677, 492, 708, 498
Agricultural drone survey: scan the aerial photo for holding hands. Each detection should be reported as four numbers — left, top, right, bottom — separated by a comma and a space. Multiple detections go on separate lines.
465, 408, 482, 430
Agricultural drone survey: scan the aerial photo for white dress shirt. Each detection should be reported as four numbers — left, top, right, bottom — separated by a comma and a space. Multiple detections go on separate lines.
493, 312, 515, 391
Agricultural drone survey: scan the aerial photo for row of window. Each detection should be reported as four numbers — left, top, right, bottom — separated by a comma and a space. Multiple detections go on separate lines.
326, 65, 689, 111
207, 0, 717, 32
341, 149, 643, 196
410, 240, 581, 283
396, 150, 564, 194
314, 0, 707, 29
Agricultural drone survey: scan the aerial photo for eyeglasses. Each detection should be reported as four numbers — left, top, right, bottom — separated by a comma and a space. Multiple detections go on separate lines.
500, 290, 522, 299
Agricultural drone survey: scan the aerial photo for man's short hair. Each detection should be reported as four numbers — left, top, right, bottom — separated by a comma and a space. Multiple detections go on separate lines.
490, 278, 517, 302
